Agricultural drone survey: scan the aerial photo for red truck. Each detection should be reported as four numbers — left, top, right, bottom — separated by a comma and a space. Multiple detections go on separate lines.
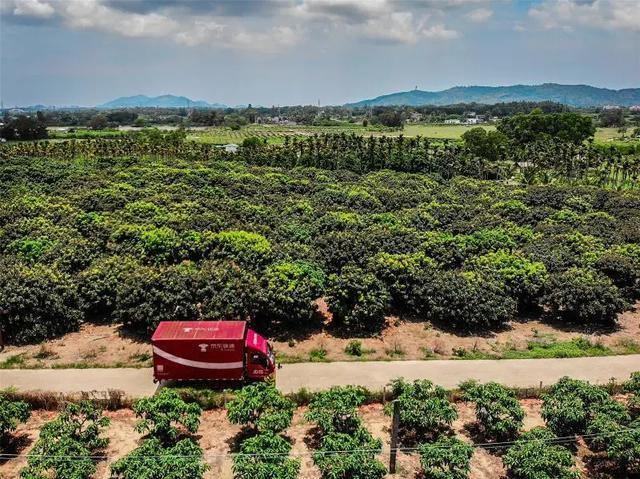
151, 321, 276, 382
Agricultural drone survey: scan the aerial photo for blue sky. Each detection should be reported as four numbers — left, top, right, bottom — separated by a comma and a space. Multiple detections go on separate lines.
1, 0, 638, 107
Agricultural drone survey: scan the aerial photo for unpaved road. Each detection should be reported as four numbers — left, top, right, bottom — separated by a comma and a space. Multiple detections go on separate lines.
1, 355, 639, 396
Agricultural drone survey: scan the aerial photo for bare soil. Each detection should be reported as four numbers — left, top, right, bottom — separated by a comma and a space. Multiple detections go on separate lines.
2, 303, 638, 369
2, 399, 622, 479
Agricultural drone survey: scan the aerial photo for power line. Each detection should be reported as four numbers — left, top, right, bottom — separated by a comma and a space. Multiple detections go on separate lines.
2, 426, 638, 462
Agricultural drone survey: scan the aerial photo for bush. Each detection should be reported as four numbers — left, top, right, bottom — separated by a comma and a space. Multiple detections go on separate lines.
626, 371, 640, 417
110, 437, 208, 479
345, 340, 363, 356
418, 436, 474, 479
460, 381, 524, 439
203, 230, 271, 268
0, 261, 81, 344
20, 401, 109, 479
0, 393, 30, 442
115, 263, 200, 333
259, 260, 325, 326
541, 377, 610, 436
466, 251, 547, 311
232, 433, 300, 479
313, 427, 386, 479
594, 251, 640, 300
503, 427, 579, 479
198, 260, 262, 320
305, 386, 367, 435
132, 389, 202, 444
326, 265, 391, 332
387, 379, 457, 442
542, 267, 627, 325
227, 382, 295, 434
369, 252, 436, 315
420, 271, 517, 331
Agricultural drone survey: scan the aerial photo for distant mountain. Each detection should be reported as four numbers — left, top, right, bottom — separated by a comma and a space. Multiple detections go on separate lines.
346, 83, 640, 108
98, 95, 227, 109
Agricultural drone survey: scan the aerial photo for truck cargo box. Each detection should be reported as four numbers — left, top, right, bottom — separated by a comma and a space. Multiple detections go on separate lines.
152, 321, 247, 381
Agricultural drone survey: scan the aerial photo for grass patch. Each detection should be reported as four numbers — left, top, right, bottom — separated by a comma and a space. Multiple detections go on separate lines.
501, 337, 613, 359
309, 347, 328, 362
385, 341, 406, 358
32, 345, 58, 360
0, 354, 27, 368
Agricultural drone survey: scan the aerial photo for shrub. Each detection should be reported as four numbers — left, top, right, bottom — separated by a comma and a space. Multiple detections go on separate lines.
542, 267, 627, 325
345, 340, 363, 356
626, 371, 640, 417
326, 265, 391, 332
115, 263, 200, 333
110, 437, 208, 479
232, 433, 300, 479
386, 379, 457, 442
305, 386, 367, 435
503, 427, 579, 479
420, 271, 517, 331
313, 427, 386, 479
259, 260, 326, 326
0, 394, 30, 442
418, 436, 474, 479
20, 402, 109, 479
227, 382, 295, 434
460, 381, 524, 439
0, 261, 81, 344
369, 252, 436, 315
133, 388, 202, 444
198, 260, 262, 320
541, 377, 610, 436
203, 230, 271, 268
77, 255, 140, 321
465, 250, 547, 311
594, 251, 640, 300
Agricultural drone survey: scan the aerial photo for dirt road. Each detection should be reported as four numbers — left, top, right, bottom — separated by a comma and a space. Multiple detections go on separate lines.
2, 354, 639, 396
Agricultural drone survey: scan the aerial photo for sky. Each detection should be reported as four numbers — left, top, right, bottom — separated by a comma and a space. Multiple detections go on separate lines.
1, 0, 639, 107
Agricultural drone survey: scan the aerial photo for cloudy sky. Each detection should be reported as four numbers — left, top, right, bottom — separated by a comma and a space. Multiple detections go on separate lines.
1, 0, 638, 106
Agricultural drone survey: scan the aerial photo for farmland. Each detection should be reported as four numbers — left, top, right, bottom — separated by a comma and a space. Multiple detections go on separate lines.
1, 374, 639, 479
1, 118, 639, 364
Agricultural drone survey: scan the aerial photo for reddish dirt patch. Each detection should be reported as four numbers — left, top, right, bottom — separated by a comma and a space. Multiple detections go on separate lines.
1, 303, 638, 368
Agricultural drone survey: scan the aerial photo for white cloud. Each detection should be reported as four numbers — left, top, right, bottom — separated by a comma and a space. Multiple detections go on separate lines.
12, 0, 54, 18
2, 0, 478, 48
467, 8, 493, 23
529, 0, 640, 32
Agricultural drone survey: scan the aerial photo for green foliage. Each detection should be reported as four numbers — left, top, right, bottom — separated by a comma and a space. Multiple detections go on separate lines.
460, 381, 525, 439
387, 379, 457, 441
345, 340, 363, 356
498, 112, 595, 145
462, 127, 507, 162
232, 433, 300, 479
0, 261, 81, 344
0, 393, 30, 441
625, 371, 640, 417
259, 260, 325, 325
20, 401, 109, 479
466, 250, 547, 310
542, 267, 627, 324
313, 427, 386, 479
306, 386, 367, 434
326, 265, 391, 332
0, 142, 637, 345
418, 436, 474, 479
541, 377, 610, 436
422, 271, 517, 331
503, 427, 579, 479
227, 382, 295, 433
369, 252, 436, 315
110, 437, 208, 479
133, 388, 202, 444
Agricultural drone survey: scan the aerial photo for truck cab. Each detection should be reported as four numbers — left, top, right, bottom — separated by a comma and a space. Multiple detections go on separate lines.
245, 328, 276, 380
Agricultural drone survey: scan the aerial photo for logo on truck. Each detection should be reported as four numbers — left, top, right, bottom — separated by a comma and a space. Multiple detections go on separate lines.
196, 343, 236, 352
